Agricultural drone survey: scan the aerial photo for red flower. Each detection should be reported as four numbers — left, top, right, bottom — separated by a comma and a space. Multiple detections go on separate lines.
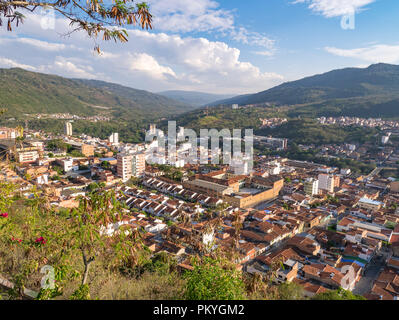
11, 237, 22, 243
0, 213, 8, 218
35, 237, 47, 245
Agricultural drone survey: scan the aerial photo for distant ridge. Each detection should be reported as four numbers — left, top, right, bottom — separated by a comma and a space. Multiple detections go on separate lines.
0, 68, 197, 121
208, 63, 399, 117
157, 90, 235, 107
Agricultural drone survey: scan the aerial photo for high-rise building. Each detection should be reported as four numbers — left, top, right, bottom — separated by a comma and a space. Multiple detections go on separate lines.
318, 174, 340, 193
117, 154, 133, 182
149, 124, 157, 135
304, 178, 319, 196
117, 152, 146, 181
65, 122, 73, 136
132, 152, 146, 178
109, 132, 119, 144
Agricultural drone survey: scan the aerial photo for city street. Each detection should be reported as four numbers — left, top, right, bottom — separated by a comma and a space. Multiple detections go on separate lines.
353, 254, 386, 296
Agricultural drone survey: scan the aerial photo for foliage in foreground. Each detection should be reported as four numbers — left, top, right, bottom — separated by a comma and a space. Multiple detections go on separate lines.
184, 257, 247, 300
0, 180, 368, 300
312, 288, 366, 300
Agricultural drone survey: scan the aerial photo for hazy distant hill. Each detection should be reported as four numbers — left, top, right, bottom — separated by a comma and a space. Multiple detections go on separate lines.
209, 63, 399, 117
158, 90, 235, 107
0, 68, 196, 121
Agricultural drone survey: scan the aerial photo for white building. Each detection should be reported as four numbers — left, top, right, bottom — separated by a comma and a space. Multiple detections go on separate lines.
340, 168, 351, 175
268, 162, 281, 175
132, 152, 146, 178
36, 174, 49, 185
16, 150, 39, 163
60, 159, 75, 172
117, 152, 146, 181
109, 132, 119, 144
304, 178, 319, 196
346, 144, 356, 151
169, 158, 185, 168
318, 174, 337, 193
64, 122, 73, 136
230, 155, 252, 175
117, 154, 133, 182
382, 136, 390, 144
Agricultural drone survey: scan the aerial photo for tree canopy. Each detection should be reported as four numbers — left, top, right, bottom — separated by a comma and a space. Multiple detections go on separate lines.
0, 0, 152, 51
312, 288, 366, 300
184, 257, 247, 300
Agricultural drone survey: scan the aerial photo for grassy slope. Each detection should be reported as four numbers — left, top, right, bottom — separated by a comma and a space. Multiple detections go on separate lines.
0, 68, 196, 121
209, 63, 399, 118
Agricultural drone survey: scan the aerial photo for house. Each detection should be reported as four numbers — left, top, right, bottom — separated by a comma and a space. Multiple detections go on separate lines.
366, 268, 399, 300
302, 263, 356, 291
275, 259, 299, 284
249, 247, 306, 277
293, 278, 330, 298
387, 257, 399, 270
285, 235, 321, 256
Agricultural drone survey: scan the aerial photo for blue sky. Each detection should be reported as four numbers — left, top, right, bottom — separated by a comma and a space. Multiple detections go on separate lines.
1, 0, 399, 94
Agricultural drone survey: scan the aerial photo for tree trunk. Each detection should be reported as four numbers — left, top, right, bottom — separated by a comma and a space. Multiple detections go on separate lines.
82, 252, 94, 286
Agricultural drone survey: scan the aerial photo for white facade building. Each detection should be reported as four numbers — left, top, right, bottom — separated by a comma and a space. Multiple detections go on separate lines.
109, 132, 119, 144
304, 178, 319, 196
318, 174, 335, 193
64, 122, 73, 136
117, 154, 133, 182
382, 136, 390, 144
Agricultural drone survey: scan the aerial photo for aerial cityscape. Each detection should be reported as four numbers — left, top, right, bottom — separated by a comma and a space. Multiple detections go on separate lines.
0, 0, 399, 307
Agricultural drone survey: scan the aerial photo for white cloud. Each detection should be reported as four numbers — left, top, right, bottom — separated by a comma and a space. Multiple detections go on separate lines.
39, 56, 97, 78
148, 0, 275, 51
0, 37, 67, 51
325, 44, 399, 63
293, 0, 376, 17
0, 12, 283, 94
128, 53, 177, 80
16, 38, 67, 51
0, 57, 37, 70
252, 50, 275, 57
231, 27, 275, 49
148, 0, 234, 33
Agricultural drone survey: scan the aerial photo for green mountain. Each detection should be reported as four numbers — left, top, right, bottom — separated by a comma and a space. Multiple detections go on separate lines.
0, 68, 196, 121
209, 63, 399, 118
157, 90, 235, 107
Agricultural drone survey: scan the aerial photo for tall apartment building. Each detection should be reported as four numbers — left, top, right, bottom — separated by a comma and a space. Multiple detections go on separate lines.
109, 132, 119, 144
117, 152, 146, 181
318, 174, 340, 193
132, 152, 146, 178
304, 178, 319, 196
64, 122, 73, 136
117, 154, 132, 182
149, 124, 157, 135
